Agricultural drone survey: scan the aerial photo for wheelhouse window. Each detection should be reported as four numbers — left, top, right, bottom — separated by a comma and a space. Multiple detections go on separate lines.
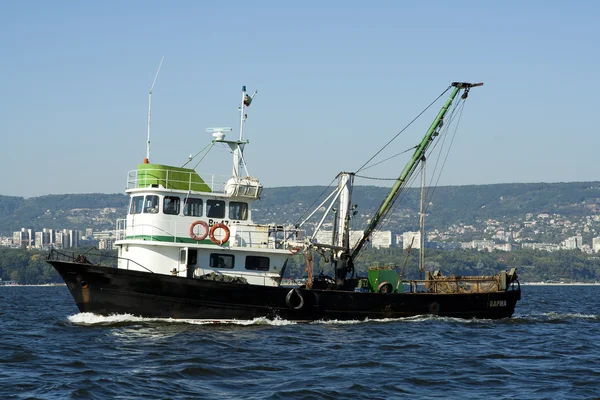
229, 202, 248, 221
206, 200, 225, 218
143, 195, 159, 213
209, 254, 234, 269
163, 196, 180, 215
184, 198, 203, 217
245, 256, 269, 271
130, 196, 144, 214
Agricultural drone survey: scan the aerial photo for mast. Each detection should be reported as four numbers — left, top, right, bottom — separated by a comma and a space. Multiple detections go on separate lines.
145, 56, 164, 163
350, 82, 482, 260
334, 172, 355, 285
419, 156, 426, 279
335, 173, 354, 248
232, 87, 245, 178
233, 86, 257, 178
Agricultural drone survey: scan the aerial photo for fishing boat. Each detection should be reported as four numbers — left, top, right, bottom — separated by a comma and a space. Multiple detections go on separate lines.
47, 82, 520, 321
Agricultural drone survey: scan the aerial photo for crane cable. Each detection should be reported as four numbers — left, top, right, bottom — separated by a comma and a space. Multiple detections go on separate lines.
351, 95, 469, 259
356, 86, 451, 174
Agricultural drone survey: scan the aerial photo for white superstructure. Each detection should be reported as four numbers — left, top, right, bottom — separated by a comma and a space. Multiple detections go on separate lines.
114, 86, 299, 287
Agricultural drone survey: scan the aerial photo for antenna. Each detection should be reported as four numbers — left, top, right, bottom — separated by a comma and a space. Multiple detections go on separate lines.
146, 56, 164, 163
234, 86, 257, 178
239, 86, 258, 141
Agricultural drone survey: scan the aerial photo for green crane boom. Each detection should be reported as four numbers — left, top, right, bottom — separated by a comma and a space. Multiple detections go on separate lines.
350, 82, 482, 261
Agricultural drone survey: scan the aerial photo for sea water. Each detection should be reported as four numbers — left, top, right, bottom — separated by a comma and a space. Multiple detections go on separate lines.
1, 285, 599, 399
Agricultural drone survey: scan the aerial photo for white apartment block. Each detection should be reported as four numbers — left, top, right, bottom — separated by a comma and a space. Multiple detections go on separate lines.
593, 237, 600, 253
371, 231, 395, 249
402, 231, 424, 250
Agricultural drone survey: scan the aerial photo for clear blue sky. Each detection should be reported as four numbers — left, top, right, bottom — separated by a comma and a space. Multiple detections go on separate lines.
1, 1, 598, 197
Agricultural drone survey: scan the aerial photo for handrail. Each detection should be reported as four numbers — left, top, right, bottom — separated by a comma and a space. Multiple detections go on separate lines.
115, 217, 303, 250
404, 275, 503, 294
47, 248, 154, 273
413, 276, 500, 282
126, 168, 231, 193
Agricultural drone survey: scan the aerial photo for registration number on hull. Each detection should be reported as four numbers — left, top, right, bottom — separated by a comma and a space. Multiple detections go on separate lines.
489, 300, 507, 308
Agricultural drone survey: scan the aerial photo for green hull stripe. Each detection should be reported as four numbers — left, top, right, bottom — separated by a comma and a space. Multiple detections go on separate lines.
125, 235, 228, 245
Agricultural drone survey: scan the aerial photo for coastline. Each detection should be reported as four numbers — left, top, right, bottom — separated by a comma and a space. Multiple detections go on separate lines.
0, 283, 66, 287
522, 282, 600, 286
3, 282, 600, 287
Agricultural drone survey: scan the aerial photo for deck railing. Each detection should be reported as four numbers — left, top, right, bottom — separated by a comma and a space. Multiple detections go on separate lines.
406, 276, 500, 294
404, 274, 519, 294
115, 218, 303, 250
126, 168, 230, 193
47, 248, 153, 273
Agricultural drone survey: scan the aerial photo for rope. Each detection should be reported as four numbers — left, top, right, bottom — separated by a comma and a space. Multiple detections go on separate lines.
181, 142, 214, 168
425, 99, 467, 214
424, 97, 465, 192
355, 175, 399, 181
353, 100, 466, 257
352, 95, 470, 260
358, 145, 418, 172
415, 97, 467, 213
302, 86, 466, 261
192, 142, 217, 170
353, 162, 422, 261
356, 97, 466, 184
293, 177, 337, 226
355, 86, 451, 174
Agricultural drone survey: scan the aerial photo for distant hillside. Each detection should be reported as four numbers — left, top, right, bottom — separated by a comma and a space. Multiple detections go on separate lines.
255, 182, 600, 231
1, 181, 600, 235
0, 194, 128, 235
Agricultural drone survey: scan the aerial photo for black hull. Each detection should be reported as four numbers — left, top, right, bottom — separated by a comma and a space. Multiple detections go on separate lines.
48, 261, 521, 321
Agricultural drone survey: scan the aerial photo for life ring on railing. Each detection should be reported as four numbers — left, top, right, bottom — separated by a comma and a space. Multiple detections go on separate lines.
285, 288, 304, 310
189, 220, 209, 241
209, 223, 230, 245
288, 246, 300, 254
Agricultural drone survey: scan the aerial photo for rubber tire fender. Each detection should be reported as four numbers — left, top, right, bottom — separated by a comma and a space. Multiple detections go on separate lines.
429, 302, 440, 314
377, 282, 393, 294
285, 288, 305, 310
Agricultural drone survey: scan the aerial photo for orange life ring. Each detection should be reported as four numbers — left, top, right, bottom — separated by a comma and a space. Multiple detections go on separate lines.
189, 220, 209, 241
209, 223, 230, 245
289, 246, 300, 254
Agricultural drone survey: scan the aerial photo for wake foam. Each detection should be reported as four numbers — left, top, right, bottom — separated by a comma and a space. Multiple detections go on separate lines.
67, 312, 538, 327
311, 315, 436, 325
67, 313, 298, 326
509, 312, 599, 323
542, 312, 598, 320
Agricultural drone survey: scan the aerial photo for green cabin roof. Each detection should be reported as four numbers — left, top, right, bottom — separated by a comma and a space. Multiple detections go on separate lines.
136, 164, 212, 192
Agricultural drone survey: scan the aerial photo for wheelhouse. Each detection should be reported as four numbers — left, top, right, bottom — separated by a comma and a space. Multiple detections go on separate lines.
127, 193, 251, 223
